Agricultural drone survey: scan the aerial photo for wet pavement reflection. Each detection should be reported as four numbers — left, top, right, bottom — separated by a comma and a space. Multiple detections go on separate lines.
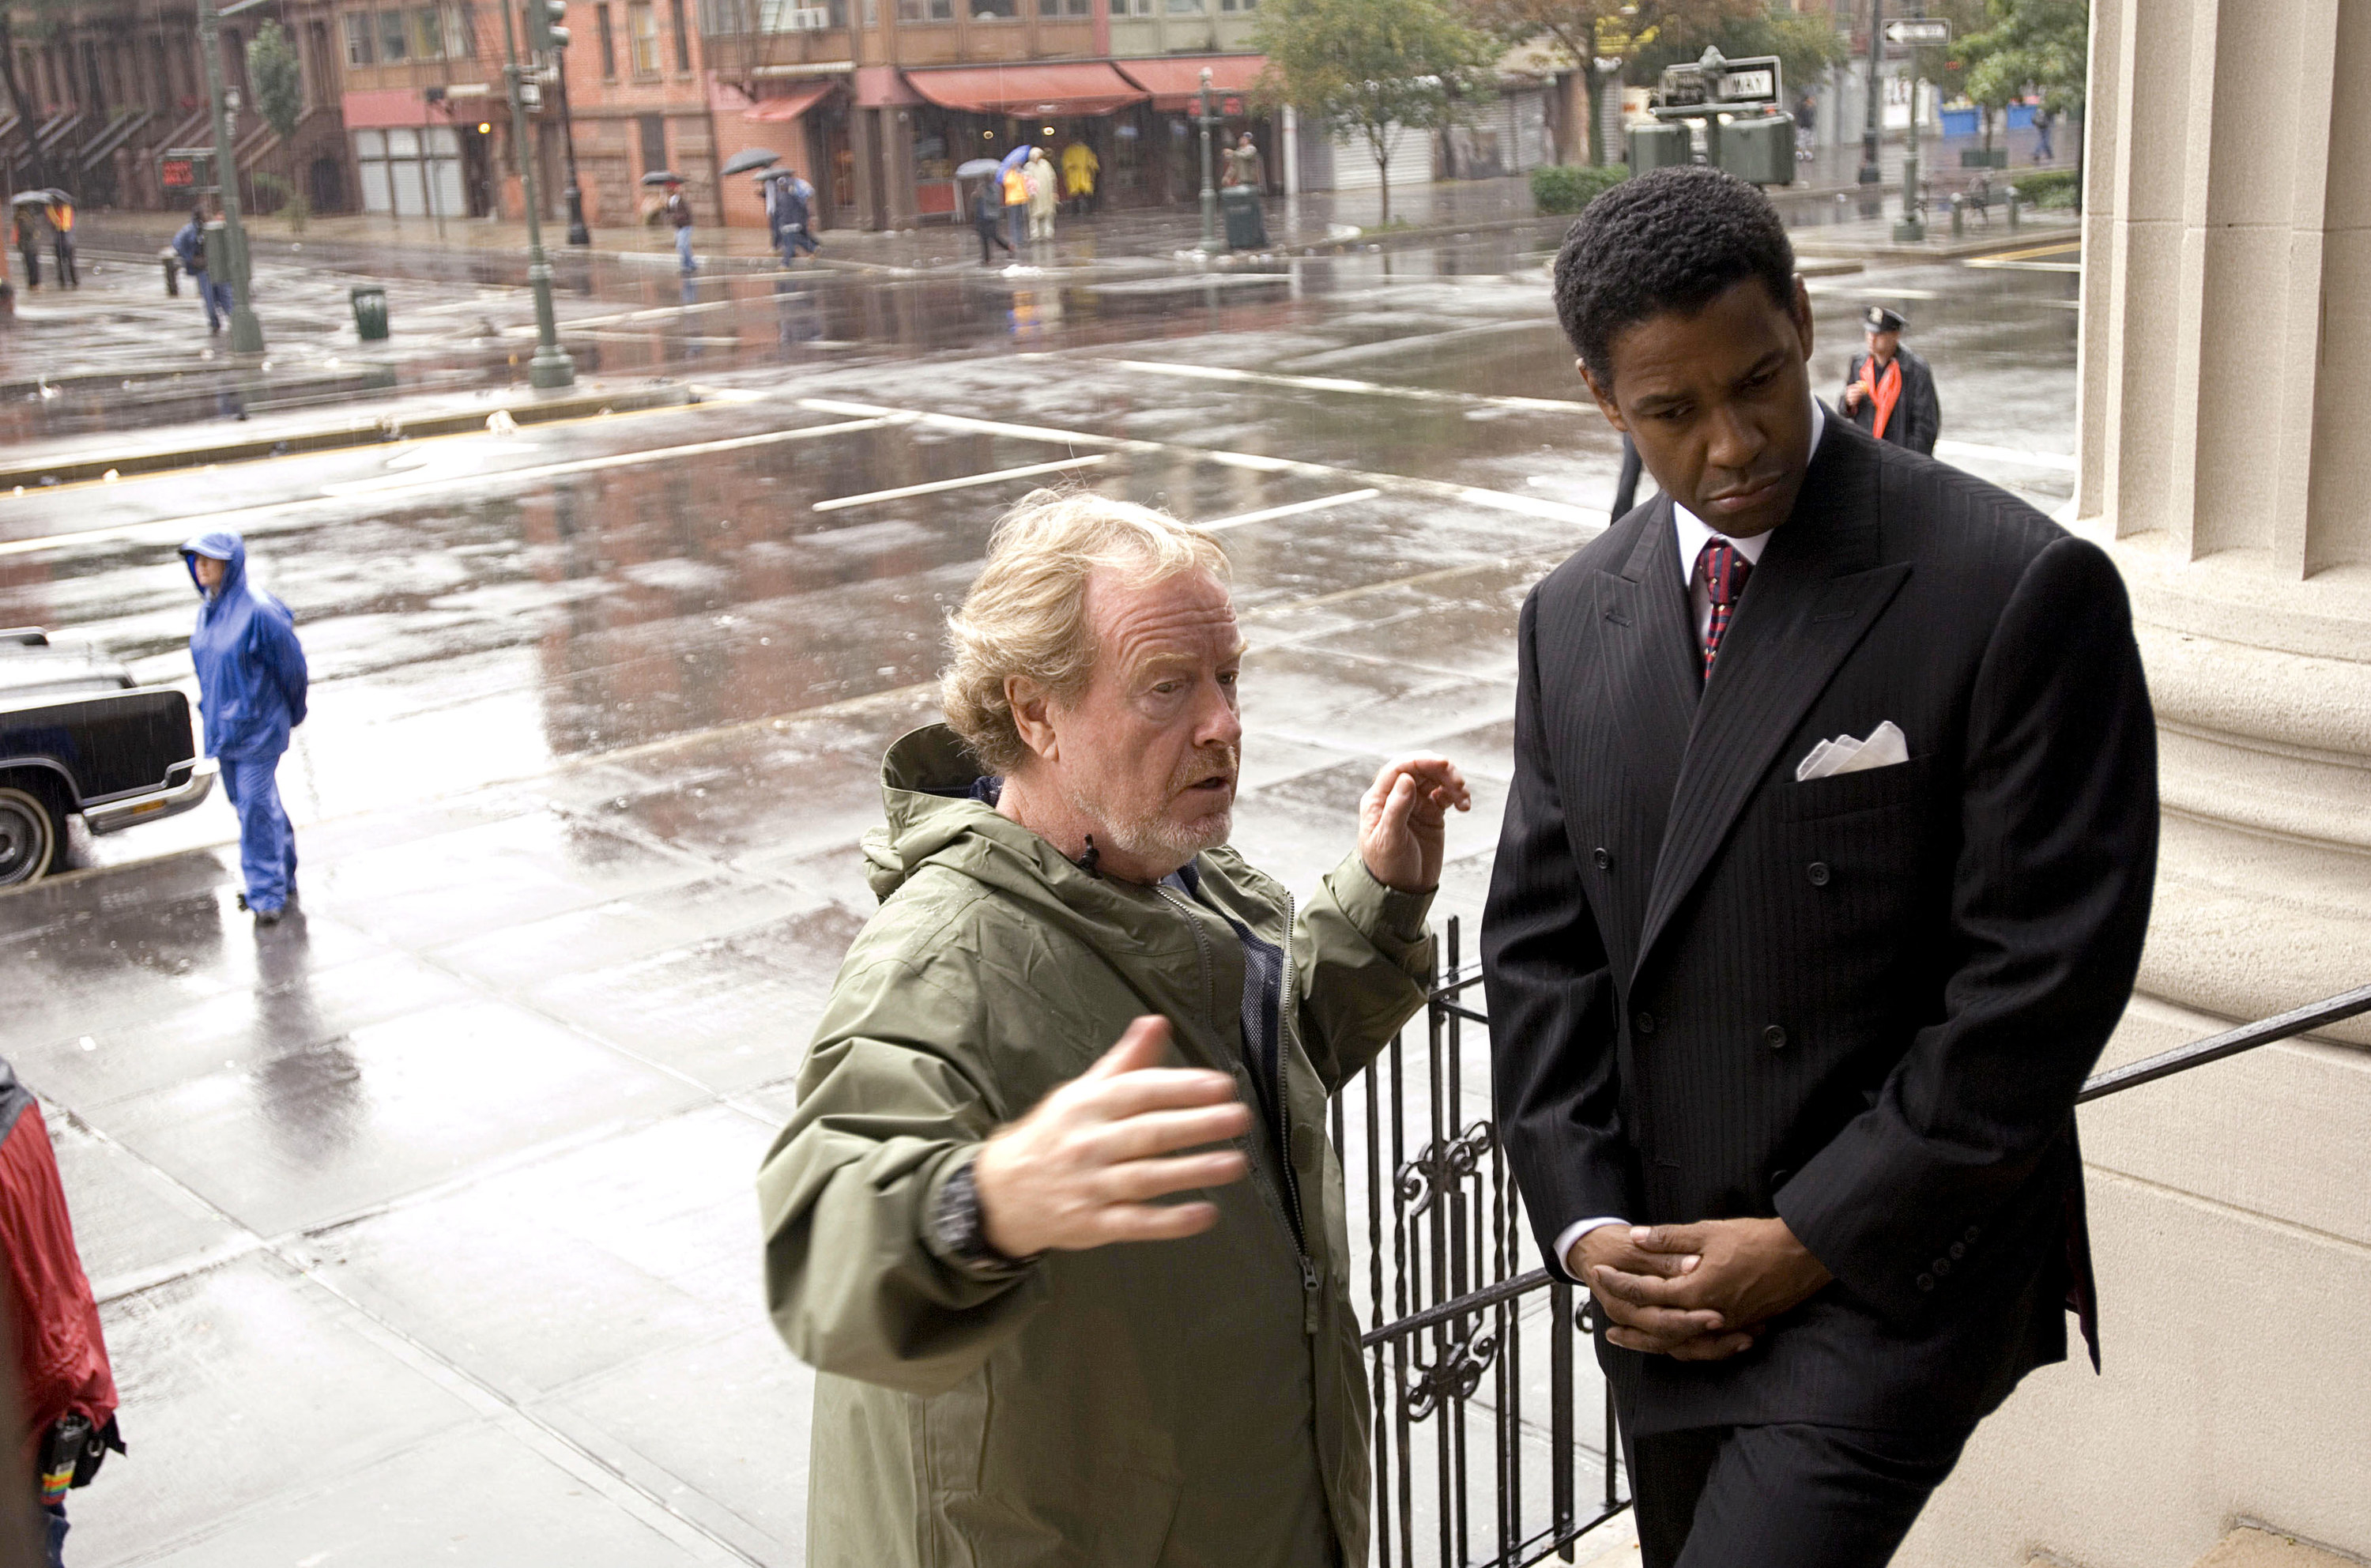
0, 230, 2078, 1564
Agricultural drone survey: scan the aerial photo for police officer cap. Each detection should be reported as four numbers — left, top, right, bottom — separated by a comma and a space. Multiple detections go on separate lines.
1863, 305, 1907, 334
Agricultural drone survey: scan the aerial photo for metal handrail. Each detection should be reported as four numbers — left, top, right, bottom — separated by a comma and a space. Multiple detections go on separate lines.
2076, 982, 2371, 1102
1382, 978, 2371, 1339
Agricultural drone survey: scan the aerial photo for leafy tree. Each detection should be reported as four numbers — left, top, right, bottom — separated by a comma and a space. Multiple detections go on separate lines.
1463, 0, 1754, 167
246, 20, 309, 228
247, 19, 311, 228
1962, 0, 2089, 115
1252, 0, 1499, 224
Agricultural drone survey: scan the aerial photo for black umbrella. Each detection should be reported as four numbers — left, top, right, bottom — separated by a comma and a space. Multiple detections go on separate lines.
720, 148, 778, 177
640, 169, 684, 187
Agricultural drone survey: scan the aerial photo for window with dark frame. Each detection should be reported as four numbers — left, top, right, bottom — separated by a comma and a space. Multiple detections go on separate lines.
377, 8, 409, 59
596, 2, 616, 76
344, 12, 375, 63
669, 0, 691, 70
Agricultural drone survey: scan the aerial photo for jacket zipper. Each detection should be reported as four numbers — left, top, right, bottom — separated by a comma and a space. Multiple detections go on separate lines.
1155, 881, 1319, 1331
1276, 893, 1322, 1335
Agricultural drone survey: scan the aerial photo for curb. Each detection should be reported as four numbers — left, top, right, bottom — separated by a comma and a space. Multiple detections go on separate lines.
0, 382, 699, 490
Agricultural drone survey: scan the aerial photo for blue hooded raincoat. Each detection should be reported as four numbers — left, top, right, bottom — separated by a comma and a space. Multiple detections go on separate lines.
183, 532, 307, 914
182, 532, 307, 760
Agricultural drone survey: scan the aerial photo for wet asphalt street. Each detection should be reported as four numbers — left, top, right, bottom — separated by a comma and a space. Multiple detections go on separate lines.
0, 232, 2078, 1565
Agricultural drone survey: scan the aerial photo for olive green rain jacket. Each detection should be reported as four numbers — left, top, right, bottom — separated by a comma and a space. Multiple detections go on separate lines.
759, 726, 1435, 1567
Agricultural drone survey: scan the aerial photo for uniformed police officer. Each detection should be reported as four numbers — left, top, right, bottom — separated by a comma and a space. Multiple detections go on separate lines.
1841, 304, 1940, 455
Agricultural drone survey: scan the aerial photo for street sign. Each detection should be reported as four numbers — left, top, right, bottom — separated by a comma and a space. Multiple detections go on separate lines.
1654, 51, 1783, 114
1884, 17, 1952, 45
158, 147, 217, 194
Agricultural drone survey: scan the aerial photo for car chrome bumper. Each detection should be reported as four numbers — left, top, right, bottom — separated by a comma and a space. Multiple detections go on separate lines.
85, 756, 217, 835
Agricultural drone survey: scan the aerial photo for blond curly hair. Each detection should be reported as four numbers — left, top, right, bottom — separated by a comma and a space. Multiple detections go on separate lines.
941, 488, 1231, 774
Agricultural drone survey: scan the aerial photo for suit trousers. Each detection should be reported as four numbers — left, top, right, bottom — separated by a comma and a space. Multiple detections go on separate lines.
219, 751, 297, 913
1625, 1419, 1972, 1568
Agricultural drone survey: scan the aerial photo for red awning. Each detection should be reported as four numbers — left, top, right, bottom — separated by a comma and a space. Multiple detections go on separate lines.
903, 62, 1147, 119
1113, 55, 1267, 114
744, 81, 836, 122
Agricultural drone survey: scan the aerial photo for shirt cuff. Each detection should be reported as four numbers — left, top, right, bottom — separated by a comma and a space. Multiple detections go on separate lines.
1551, 1216, 1631, 1280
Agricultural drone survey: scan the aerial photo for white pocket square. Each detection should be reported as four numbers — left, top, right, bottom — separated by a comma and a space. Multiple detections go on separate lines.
1796, 721, 1910, 782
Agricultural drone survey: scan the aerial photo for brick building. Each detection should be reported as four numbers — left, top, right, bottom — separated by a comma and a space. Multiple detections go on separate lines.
2, 0, 349, 213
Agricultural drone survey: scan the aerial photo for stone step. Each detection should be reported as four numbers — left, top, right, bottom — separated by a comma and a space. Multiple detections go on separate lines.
2030, 1526, 2367, 1568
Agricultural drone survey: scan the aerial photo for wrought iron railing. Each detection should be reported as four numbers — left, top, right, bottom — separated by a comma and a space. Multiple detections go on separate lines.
1337, 919, 2371, 1567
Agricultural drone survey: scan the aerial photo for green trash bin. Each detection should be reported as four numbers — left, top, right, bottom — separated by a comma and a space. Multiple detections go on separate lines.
1222, 184, 1268, 250
1717, 114, 1796, 187
1628, 122, 1694, 173
350, 285, 390, 341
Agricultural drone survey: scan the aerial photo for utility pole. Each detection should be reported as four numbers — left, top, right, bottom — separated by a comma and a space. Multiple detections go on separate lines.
200, 0, 268, 352
1196, 67, 1217, 254
503, 1, 575, 387
1859, 0, 1883, 183
555, 44, 591, 245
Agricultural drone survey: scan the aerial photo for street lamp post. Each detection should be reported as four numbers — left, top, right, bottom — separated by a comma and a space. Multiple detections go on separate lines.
1197, 68, 1218, 254
500, 5, 575, 388
199, 0, 267, 352
1860, 0, 1883, 183
556, 52, 590, 247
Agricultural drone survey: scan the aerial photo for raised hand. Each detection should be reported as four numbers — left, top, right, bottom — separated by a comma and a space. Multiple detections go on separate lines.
972, 1016, 1251, 1258
1357, 754, 1472, 895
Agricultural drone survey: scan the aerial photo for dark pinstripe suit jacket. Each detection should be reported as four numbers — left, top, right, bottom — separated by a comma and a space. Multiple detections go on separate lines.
1483, 414, 2158, 1436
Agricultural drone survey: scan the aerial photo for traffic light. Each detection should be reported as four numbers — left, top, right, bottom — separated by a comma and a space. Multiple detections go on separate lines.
526, 0, 569, 52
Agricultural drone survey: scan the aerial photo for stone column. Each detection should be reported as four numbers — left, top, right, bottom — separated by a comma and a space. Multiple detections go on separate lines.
1905, 3, 2371, 1565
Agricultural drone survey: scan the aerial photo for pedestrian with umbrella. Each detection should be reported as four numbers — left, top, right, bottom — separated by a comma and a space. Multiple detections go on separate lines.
646, 170, 695, 275
998, 145, 1031, 254
957, 158, 1011, 268
43, 190, 75, 289
9, 192, 43, 291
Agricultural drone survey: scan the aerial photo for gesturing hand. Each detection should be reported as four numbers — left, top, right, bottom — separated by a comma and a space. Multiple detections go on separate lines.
972, 1016, 1251, 1259
1358, 754, 1472, 895
1585, 1218, 1834, 1359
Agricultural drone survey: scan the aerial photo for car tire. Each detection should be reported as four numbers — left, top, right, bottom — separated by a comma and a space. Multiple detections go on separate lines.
0, 783, 62, 887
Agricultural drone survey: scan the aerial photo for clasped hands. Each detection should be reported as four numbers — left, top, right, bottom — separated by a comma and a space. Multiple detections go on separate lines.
1568, 1218, 1834, 1362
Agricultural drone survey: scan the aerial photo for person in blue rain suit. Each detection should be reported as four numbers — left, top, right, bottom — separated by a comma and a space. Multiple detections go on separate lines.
179, 532, 307, 926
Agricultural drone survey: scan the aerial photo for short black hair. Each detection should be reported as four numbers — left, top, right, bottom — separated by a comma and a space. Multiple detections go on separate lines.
1553, 166, 1796, 386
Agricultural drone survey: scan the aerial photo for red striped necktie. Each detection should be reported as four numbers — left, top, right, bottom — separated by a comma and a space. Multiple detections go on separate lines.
1696, 537, 1753, 679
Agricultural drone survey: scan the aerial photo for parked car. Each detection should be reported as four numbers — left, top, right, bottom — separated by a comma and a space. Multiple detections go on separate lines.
0, 628, 214, 887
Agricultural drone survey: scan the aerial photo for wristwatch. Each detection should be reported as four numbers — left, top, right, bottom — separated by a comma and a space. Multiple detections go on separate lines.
929, 1155, 1038, 1278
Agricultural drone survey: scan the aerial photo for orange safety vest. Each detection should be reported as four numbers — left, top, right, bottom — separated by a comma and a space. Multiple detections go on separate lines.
1001, 167, 1028, 207
1859, 352, 1902, 440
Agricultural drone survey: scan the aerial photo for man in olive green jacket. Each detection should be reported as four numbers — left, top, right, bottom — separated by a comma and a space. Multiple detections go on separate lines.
759, 492, 1468, 1566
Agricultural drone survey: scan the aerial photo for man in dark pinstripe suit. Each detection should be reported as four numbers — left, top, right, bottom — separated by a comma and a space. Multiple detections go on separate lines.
1483, 168, 2160, 1566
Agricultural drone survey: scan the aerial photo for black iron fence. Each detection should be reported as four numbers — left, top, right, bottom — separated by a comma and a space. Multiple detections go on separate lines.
1337, 915, 2371, 1568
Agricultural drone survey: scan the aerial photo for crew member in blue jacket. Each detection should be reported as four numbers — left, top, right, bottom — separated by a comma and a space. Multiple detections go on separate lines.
179, 533, 307, 925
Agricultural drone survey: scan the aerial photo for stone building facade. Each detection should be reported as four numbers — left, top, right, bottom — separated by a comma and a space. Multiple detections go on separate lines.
1901, 2, 2371, 1565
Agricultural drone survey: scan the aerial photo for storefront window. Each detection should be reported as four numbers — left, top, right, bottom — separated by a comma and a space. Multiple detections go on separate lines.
967, 0, 1016, 17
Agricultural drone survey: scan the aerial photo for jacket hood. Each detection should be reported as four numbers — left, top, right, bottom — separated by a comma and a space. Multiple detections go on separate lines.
181, 530, 246, 600
864, 724, 1233, 953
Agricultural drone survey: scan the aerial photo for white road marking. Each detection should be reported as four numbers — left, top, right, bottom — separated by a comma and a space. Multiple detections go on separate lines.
1101, 359, 1591, 414
0, 417, 901, 558
1201, 488, 1382, 532
812, 454, 1110, 512
1933, 439, 2076, 472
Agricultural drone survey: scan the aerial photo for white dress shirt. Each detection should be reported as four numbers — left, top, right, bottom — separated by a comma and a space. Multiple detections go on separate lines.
1549, 396, 1826, 1279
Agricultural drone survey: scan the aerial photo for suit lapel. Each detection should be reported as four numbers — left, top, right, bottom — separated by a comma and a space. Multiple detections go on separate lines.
1588, 496, 1698, 813
1633, 423, 1911, 982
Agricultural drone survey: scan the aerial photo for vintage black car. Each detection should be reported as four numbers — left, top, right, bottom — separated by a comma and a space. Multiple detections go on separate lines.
0, 628, 215, 887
